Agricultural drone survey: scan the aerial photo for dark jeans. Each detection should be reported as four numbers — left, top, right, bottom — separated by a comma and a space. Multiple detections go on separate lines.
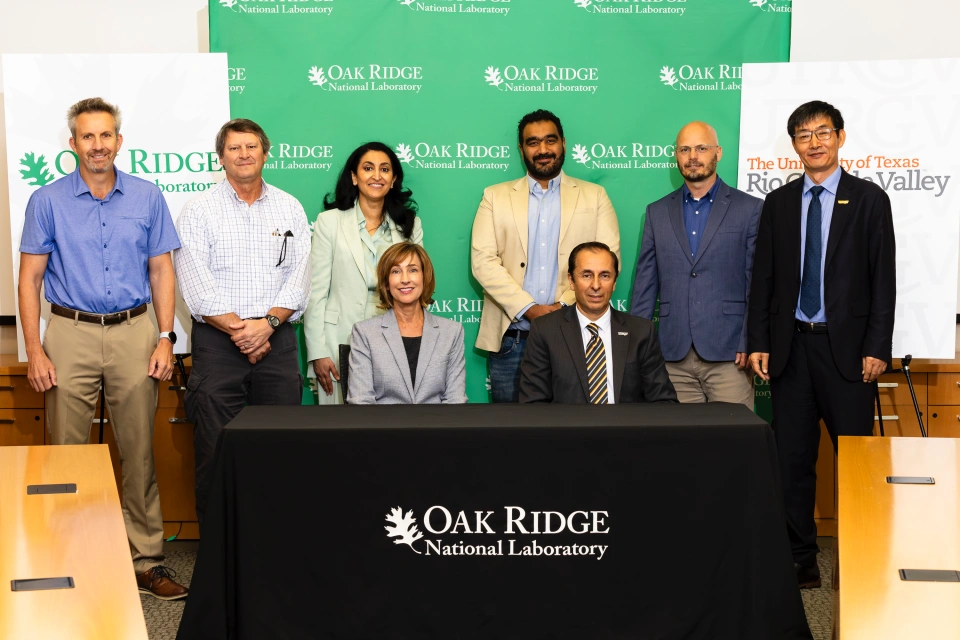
488, 332, 527, 403
186, 321, 302, 527
771, 330, 875, 567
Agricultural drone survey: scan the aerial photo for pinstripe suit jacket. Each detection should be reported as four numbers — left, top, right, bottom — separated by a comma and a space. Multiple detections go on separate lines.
347, 308, 467, 404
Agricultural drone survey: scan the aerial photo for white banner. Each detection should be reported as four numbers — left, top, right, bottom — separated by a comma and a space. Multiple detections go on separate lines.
3, 53, 230, 360
738, 59, 960, 359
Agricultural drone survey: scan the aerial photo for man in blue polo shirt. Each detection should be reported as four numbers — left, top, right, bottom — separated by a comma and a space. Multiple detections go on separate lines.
18, 97, 188, 600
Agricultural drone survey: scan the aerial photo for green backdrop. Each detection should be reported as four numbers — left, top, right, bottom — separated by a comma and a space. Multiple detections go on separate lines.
209, 0, 791, 411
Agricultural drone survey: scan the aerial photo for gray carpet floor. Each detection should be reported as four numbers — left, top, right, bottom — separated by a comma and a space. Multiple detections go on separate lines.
142, 546, 836, 640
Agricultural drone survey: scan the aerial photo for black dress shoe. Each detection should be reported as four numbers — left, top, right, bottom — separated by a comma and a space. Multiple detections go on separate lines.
794, 562, 821, 589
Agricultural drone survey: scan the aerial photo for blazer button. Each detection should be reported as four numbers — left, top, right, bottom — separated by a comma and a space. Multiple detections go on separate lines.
520, 262, 525, 268
691, 272, 697, 278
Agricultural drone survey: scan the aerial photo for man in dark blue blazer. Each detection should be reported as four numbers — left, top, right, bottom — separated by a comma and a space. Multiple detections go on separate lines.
631, 121, 761, 406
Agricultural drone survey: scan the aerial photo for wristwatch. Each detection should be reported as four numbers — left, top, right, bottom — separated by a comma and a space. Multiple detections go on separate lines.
159, 331, 177, 345
265, 315, 281, 329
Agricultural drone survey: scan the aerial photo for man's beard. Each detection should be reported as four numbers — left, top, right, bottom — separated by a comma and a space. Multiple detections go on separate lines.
679, 156, 717, 183
524, 150, 565, 181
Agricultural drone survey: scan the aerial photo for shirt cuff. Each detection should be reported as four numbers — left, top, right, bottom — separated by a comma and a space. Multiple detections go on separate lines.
515, 302, 535, 323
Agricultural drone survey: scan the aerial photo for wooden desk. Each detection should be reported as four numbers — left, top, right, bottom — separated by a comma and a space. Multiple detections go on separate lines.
0, 445, 147, 639
838, 436, 960, 639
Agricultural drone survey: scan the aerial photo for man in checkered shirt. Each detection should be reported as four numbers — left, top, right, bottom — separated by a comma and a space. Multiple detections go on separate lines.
174, 118, 311, 527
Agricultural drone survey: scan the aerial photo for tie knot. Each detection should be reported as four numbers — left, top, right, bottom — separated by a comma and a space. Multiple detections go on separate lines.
810, 185, 824, 198
587, 323, 599, 336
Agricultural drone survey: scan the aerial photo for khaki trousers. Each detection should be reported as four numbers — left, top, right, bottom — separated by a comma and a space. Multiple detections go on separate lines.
44, 311, 163, 574
665, 347, 754, 408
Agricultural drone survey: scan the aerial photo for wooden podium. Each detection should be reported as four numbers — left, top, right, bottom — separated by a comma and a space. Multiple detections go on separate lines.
0, 445, 147, 639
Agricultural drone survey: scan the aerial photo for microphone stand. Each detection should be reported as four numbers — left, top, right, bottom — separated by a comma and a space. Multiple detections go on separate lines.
899, 355, 927, 438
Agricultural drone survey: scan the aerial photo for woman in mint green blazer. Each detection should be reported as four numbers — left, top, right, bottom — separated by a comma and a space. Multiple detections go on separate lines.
304, 141, 423, 404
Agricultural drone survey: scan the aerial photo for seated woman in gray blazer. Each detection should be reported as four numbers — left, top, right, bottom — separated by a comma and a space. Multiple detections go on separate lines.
304, 142, 423, 405
348, 243, 467, 404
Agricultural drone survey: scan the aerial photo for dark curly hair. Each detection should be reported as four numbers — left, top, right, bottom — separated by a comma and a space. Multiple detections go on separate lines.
323, 142, 418, 239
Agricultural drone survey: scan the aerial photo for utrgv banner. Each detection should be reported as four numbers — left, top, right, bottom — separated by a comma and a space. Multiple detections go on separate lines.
738, 59, 960, 361
210, 0, 792, 403
3, 53, 230, 360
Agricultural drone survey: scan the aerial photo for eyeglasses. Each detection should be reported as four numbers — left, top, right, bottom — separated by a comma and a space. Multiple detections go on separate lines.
676, 145, 718, 156
793, 128, 838, 144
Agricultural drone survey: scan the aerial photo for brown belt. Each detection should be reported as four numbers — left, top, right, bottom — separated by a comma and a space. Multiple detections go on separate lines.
51, 303, 148, 325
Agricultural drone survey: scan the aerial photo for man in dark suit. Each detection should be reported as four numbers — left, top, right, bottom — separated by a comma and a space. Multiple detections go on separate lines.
632, 121, 762, 406
748, 101, 896, 589
519, 242, 677, 404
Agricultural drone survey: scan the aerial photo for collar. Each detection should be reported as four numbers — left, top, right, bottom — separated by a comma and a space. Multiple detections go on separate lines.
575, 304, 612, 334
72, 166, 124, 198
526, 170, 563, 195
803, 166, 841, 196
681, 175, 722, 203
223, 178, 269, 203
355, 201, 389, 231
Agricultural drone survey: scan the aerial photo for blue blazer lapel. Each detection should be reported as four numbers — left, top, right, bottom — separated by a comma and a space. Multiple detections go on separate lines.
413, 310, 440, 400
381, 310, 415, 401
692, 182, 730, 266
668, 191, 694, 265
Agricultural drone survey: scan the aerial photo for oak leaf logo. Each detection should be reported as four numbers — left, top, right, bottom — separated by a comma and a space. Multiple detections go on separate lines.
219, 0, 238, 9
308, 65, 327, 87
385, 507, 424, 553
574, 0, 592, 8
659, 66, 678, 88
19, 153, 56, 187
398, 0, 416, 6
750, 0, 767, 6
572, 144, 591, 165
484, 66, 503, 88
395, 143, 415, 164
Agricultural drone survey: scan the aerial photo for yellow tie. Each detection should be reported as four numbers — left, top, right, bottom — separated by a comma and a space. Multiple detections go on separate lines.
585, 323, 608, 404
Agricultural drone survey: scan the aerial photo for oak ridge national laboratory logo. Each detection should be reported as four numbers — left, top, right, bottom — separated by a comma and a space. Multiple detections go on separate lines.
17, 148, 224, 194
384, 505, 611, 559
571, 141, 676, 171
394, 141, 511, 172
396, 0, 512, 15
749, 0, 791, 12
219, 0, 334, 16
658, 64, 741, 91
573, 0, 686, 16
308, 63, 424, 93
483, 64, 600, 94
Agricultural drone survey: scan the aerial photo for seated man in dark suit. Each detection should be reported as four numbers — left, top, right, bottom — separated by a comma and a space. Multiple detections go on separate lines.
519, 242, 677, 404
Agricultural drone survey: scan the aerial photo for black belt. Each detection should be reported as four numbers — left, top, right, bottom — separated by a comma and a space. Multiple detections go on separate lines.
505, 329, 530, 340
795, 320, 828, 334
51, 303, 148, 325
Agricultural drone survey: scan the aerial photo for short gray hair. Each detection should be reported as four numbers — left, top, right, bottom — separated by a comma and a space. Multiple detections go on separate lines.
67, 97, 121, 138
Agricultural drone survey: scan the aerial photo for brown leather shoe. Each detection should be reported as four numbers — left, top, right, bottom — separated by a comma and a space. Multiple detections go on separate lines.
136, 565, 189, 600
794, 562, 822, 589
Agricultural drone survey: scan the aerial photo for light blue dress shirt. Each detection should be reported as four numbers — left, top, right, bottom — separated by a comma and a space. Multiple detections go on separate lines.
510, 174, 562, 331
796, 166, 841, 323
20, 168, 181, 314
356, 207, 392, 291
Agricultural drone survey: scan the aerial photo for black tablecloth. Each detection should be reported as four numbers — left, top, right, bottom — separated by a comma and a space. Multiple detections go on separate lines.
177, 403, 811, 640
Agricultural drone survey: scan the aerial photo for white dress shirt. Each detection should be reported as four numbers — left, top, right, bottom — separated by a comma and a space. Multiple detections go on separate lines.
576, 305, 615, 404
174, 179, 311, 322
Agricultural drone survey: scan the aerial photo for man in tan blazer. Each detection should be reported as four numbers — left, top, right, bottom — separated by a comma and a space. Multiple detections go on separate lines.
471, 109, 620, 402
